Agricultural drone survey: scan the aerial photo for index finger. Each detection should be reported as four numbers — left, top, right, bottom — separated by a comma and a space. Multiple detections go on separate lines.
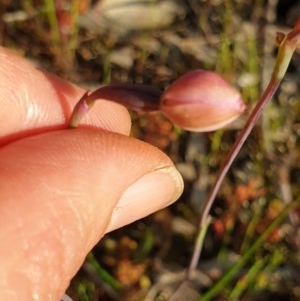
0, 47, 131, 144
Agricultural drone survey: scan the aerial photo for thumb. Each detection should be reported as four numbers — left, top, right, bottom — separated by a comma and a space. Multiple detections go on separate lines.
0, 129, 183, 301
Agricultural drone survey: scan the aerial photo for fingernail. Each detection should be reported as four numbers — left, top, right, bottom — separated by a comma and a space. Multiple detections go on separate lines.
105, 166, 183, 232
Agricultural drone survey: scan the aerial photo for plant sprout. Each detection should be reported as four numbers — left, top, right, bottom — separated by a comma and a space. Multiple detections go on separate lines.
68, 70, 246, 131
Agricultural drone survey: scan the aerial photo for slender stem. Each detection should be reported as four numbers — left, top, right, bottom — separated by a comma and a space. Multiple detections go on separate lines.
186, 216, 212, 275
199, 198, 300, 301
187, 77, 280, 275
68, 84, 162, 128
187, 23, 299, 276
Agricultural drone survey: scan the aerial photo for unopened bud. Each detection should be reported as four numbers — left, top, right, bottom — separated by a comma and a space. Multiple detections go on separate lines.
160, 70, 246, 132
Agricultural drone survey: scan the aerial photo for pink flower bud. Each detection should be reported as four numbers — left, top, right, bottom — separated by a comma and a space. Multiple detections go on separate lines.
160, 70, 246, 132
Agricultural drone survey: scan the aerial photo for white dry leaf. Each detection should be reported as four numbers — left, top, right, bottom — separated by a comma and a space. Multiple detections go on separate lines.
79, 0, 186, 36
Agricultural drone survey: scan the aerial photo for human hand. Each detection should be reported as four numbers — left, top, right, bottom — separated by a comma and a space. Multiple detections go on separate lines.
0, 47, 183, 301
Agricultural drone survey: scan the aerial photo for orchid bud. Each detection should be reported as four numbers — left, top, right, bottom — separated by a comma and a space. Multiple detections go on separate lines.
160, 70, 246, 132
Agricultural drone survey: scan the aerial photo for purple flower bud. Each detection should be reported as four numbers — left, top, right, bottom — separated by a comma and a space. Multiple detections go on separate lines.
160, 70, 246, 132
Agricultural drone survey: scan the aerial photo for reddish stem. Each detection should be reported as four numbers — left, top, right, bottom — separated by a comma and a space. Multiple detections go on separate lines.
68, 83, 162, 128
187, 19, 300, 276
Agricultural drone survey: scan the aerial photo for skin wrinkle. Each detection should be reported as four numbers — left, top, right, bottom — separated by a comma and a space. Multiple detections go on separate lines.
0, 126, 181, 300
8, 156, 111, 285
19, 83, 44, 128
0, 47, 185, 300
0, 205, 27, 296
18, 80, 62, 128
59, 194, 86, 257
0, 80, 21, 131
34, 182, 90, 268
38, 183, 85, 255
0, 194, 65, 300
29, 72, 70, 126
46, 183, 107, 247
16, 209, 30, 256
0, 49, 74, 136
64, 194, 85, 236
0, 49, 32, 75
32, 162, 112, 254
20, 204, 77, 301
0, 49, 132, 142
10, 131, 104, 168
0, 162, 85, 290
21, 219, 57, 293
0, 53, 35, 129
0, 132, 114, 241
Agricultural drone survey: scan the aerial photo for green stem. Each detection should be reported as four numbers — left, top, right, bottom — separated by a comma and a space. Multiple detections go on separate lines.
44, 0, 61, 46
228, 257, 264, 301
199, 198, 300, 301
193, 215, 212, 266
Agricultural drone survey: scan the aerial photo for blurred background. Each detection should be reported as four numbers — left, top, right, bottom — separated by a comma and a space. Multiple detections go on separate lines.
1, 0, 300, 300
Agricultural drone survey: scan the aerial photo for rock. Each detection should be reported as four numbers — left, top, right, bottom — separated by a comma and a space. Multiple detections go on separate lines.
79, 0, 186, 37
